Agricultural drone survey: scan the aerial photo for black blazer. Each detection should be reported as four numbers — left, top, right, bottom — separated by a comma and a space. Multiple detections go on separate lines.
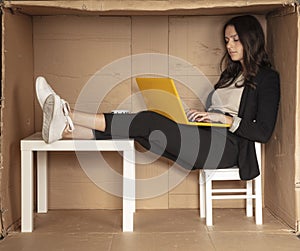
207, 67, 280, 180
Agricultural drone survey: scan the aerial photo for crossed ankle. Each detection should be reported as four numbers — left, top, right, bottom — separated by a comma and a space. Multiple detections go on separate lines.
62, 126, 73, 139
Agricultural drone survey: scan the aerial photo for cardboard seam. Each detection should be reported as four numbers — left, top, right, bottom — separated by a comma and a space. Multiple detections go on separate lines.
32, 14, 36, 133
0, 210, 6, 239
266, 199, 296, 229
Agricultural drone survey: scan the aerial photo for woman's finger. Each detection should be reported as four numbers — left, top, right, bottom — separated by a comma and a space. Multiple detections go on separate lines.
188, 112, 207, 121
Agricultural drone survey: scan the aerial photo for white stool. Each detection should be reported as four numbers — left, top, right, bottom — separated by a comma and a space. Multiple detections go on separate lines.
199, 142, 262, 226
21, 132, 136, 232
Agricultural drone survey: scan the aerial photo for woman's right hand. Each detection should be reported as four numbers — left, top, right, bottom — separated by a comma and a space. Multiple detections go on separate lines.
186, 109, 208, 122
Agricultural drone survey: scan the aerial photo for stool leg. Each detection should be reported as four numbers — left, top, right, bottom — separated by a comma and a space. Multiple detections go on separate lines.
21, 150, 34, 232
37, 151, 48, 213
123, 149, 135, 232
255, 175, 263, 224
199, 171, 206, 218
206, 178, 213, 226
246, 180, 253, 217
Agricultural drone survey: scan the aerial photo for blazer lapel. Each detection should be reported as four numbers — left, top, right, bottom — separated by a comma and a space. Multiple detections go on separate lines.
238, 86, 249, 117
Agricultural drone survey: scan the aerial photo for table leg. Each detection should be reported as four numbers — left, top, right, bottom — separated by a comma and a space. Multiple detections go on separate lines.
37, 151, 48, 213
21, 150, 34, 232
122, 149, 135, 232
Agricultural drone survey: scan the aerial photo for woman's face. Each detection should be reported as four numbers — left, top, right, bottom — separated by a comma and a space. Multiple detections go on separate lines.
225, 25, 244, 65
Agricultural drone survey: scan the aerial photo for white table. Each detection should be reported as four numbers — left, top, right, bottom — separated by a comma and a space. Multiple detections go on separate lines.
21, 132, 135, 232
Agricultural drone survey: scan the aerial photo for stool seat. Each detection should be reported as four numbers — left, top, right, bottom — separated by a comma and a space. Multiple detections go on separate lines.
199, 142, 262, 226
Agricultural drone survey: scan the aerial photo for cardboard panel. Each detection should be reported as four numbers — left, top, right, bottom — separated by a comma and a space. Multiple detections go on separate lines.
169, 195, 245, 209
33, 15, 132, 126
169, 16, 227, 77
131, 16, 169, 112
135, 144, 169, 209
169, 194, 199, 208
33, 16, 132, 209
48, 151, 124, 209
49, 182, 123, 209
1, 10, 34, 231
131, 16, 170, 209
265, 10, 298, 228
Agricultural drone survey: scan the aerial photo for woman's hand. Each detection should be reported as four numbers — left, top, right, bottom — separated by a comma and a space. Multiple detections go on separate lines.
186, 109, 233, 125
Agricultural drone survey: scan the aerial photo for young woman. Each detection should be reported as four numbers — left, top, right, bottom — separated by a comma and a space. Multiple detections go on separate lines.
36, 15, 280, 180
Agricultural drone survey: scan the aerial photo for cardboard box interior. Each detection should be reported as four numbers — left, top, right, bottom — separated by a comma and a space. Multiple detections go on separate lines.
1, 0, 299, 234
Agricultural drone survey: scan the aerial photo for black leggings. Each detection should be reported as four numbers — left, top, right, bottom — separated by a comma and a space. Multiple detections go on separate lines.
93, 111, 239, 170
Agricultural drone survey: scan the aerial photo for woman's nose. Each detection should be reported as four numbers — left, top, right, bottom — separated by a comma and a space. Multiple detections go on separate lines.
226, 41, 232, 49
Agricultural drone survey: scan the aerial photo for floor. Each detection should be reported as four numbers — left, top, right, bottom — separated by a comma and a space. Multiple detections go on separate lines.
0, 209, 299, 251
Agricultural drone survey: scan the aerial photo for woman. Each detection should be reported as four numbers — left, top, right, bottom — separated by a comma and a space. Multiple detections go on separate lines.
36, 15, 280, 180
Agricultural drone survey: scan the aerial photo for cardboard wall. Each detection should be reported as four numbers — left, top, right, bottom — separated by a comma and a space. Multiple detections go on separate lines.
32, 14, 267, 210
1, 10, 35, 231
1, 0, 299, 233
265, 9, 299, 228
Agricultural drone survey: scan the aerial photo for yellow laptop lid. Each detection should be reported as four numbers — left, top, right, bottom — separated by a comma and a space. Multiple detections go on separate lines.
136, 78, 189, 124
136, 77, 230, 127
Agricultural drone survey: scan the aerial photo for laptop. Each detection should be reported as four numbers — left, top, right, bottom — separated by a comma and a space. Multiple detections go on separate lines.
135, 77, 230, 127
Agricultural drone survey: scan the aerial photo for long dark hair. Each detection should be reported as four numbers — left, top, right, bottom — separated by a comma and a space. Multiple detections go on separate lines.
215, 15, 271, 89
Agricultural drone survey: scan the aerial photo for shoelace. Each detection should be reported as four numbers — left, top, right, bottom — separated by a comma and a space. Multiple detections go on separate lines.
61, 99, 75, 132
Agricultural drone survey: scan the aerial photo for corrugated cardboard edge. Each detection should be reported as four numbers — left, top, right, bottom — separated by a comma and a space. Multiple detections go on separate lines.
0, 6, 6, 240
3, 0, 298, 10
2, 0, 298, 15
295, 5, 300, 235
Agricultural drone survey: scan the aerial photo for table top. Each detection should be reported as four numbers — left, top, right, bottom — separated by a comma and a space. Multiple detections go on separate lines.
21, 132, 135, 151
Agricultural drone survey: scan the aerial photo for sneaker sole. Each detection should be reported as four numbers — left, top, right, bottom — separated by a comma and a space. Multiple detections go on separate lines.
42, 95, 55, 143
42, 95, 66, 143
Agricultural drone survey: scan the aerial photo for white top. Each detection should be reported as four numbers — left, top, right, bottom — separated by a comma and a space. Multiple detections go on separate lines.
208, 74, 244, 117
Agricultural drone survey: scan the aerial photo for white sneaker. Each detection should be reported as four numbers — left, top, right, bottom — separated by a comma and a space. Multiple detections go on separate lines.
42, 94, 74, 144
36, 76, 56, 109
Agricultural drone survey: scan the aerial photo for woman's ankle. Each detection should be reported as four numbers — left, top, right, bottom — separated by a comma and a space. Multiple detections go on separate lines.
96, 113, 106, 132
62, 127, 73, 139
